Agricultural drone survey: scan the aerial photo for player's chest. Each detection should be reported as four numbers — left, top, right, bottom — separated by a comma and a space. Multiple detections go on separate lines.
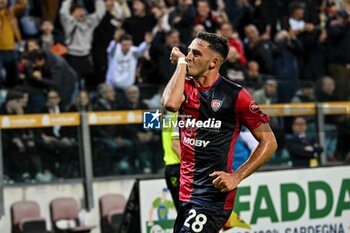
182, 88, 236, 122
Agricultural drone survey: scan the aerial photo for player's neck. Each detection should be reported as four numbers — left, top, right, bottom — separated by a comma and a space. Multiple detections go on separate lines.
194, 71, 219, 88
194, 73, 219, 88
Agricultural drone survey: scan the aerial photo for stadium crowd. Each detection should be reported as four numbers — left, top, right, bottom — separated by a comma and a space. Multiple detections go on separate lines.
0, 0, 350, 182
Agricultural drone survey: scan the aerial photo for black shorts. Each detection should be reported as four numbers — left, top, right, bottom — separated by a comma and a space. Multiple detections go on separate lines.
173, 201, 232, 233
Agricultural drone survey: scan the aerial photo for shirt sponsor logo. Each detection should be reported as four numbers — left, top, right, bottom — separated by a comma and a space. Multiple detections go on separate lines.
211, 99, 223, 112
183, 136, 210, 147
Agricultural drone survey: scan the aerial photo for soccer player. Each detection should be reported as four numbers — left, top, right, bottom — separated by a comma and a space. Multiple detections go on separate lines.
161, 32, 277, 233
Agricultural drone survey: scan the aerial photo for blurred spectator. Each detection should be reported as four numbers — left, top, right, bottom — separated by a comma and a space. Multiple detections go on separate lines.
283, 2, 315, 35
0, 0, 28, 87
24, 38, 40, 52
59, 0, 105, 88
290, 80, 316, 139
151, 1, 171, 35
19, 0, 44, 37
191, 24, 206, 41
219, 22, 246, 65
301, 28, 328, 82
253, 78, 278, 104
326, 10, 350, 101
123, 85, 161, 173
315, 75, 339, 160
244, 60, 264, 91
286, 116, 323, 167
233, 0, 254, 40
169, 0, 196, 45
106, 32, 152, 89
38, 20, 66, 56
273, 30, 301, 103
24, 49, 78, 111
135, 56, 160, 85
68, 89, 92, 112
143, 85, 164, 109
150, 29, 186, 84
315, 75, 337, 102
244, 24, 275, 74
122, 0, 156, 46
251, 0, 282, 37
220, 46, 245, 84
37, 89, 79, 178
194, 0, 223, 33
284, 1, 320, 25
92, 0, 131, 84
291, 80, 315, 103
1, 91, 42, 182
253, 78, 284, 153
91, 83, 133, 175
124, 85, 147, 109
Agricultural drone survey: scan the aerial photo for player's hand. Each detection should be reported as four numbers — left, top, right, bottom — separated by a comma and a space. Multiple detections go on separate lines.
169, 47, 185, 64
209, 171, 240, 192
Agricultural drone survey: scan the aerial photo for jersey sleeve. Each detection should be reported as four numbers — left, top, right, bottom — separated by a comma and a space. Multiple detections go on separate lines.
235, 88, 270, 131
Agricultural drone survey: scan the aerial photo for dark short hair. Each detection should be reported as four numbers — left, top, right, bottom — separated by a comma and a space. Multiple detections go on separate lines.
165, 29, 179, 38
70, 4, 85, 14
26, 49, 46, 62
196, 32, 229, 60
120, 34, 133, 42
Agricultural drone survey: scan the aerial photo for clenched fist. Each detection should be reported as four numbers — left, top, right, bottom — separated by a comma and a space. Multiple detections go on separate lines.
169, 47, 186, 64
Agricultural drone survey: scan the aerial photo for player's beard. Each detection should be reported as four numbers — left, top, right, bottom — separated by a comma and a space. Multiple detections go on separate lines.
187, 64, 208, 78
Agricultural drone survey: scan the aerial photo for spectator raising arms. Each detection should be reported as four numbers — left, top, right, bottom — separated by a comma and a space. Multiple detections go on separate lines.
106, 31, 153, 89
59, 0, 105, 88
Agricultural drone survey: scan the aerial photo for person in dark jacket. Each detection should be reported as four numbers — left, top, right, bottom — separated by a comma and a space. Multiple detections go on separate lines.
25, 49, 78, 111
150, 29, 186, 84
0, 91, 42, 182
286, 116, 323, 167
326, 10, 350, 101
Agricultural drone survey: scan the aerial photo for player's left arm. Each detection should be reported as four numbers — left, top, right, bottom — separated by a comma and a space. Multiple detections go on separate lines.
234, 123, 277, 184
210, 123, 277, 192
210, 88, 277, 192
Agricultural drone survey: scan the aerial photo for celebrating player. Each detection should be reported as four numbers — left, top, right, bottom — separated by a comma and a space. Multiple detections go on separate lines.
161, 32, 277, 233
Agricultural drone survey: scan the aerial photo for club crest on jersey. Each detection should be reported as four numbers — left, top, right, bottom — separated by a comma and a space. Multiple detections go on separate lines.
211, 99, 223, 112
249, 101, 260, 114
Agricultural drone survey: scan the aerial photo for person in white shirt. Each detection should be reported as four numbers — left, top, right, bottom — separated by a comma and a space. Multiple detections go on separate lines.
106, 32, 153, 89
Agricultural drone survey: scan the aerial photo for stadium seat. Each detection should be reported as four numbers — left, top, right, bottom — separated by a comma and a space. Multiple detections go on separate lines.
99, 194, 126, 233
11, 200, 47, 233
50, 197, 96, 233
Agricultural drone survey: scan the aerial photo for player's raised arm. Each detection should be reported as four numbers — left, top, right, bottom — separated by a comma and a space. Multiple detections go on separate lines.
161, 47, 187, 112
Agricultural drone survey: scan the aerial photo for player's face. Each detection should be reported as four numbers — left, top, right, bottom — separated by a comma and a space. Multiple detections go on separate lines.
186, 38, 213, 78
